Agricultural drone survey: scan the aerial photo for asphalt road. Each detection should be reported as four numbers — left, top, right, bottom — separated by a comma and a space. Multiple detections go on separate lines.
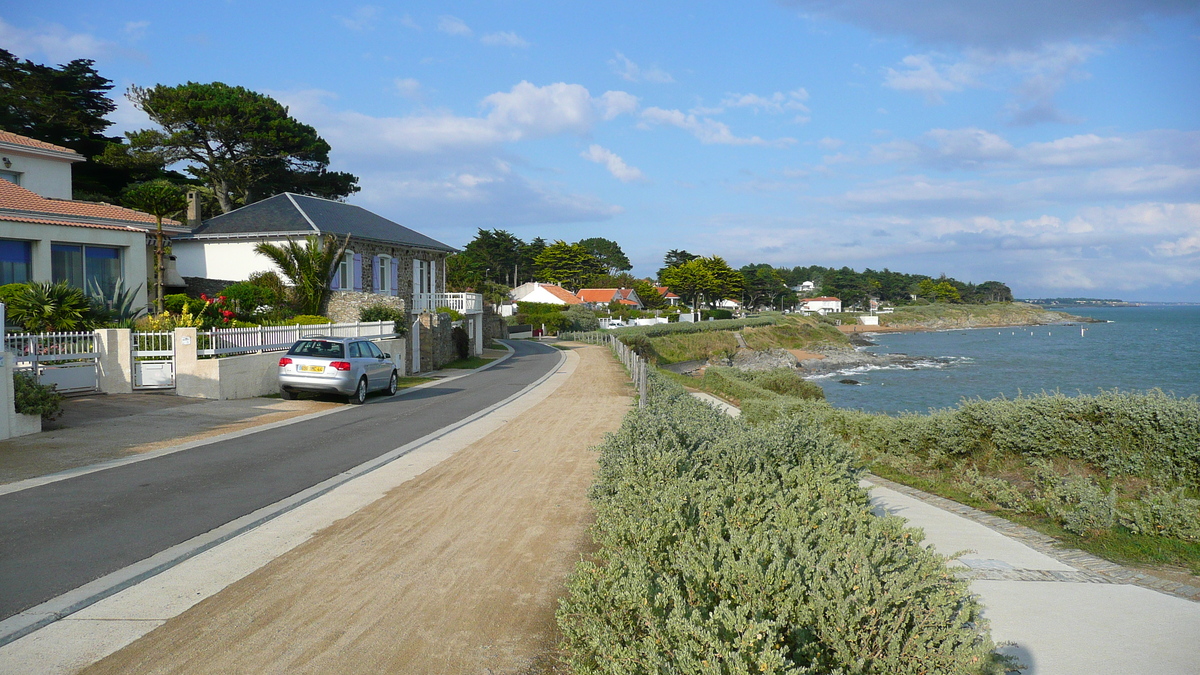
0, 340, 563, 622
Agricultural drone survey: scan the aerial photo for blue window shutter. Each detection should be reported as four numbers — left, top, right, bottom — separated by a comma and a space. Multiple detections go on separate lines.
390, 259, 399, 296
372, 256, 380, 292
330, 260, 340, 290
353, 254, 362, 291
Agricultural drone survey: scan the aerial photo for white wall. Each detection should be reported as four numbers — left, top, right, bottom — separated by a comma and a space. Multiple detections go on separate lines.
172, 240, 285, 281
0, 147, 76, 200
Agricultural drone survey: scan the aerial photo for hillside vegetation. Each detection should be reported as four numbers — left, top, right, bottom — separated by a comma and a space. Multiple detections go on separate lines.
872, 302, 1084, 330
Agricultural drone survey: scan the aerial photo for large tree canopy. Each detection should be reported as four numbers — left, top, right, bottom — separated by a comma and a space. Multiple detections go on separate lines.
534, 241, 604, 291
127, 82, 358, 213
0, 49, 175, 201
660, 255, 743, 309
577, 237, 632, 275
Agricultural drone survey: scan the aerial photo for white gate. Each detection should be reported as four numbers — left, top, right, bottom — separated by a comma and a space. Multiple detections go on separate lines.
3, 332, 99, 394
132, 331, 175, 389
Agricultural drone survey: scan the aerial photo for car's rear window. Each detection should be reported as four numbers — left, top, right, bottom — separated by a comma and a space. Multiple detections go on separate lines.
287, 340, 344, 358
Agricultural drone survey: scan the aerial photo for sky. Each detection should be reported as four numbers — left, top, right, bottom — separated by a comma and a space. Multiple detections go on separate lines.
4, 1, 1199, 301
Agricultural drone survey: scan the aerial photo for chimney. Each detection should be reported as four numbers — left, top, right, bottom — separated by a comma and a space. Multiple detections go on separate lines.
186, 190, 202, 229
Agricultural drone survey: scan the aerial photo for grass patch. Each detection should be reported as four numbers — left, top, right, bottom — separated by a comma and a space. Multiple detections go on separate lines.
440, 356, 495, 369
396, 376, 435, 388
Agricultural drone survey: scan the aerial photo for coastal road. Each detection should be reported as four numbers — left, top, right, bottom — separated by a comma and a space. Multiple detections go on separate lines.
0, 340, 562, 625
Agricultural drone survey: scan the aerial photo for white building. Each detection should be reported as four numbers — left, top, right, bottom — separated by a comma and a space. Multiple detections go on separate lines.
801, 296, 842, 314
509, 282, 583, 306
0, 131, 185, 310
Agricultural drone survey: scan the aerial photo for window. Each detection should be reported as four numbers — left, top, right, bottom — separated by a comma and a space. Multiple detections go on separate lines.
336, 250, 354, 290
366, 341, 385, 359
377, 255, 392, 294
348, 342, 365, 358
51, 243, 122, 295
0, 240, 32, 284
52, 244, 83, 289
0, 170, 20, 185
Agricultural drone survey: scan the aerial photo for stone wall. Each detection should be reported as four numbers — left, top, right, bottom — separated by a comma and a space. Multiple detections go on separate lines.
419, 312, 455, 371
482, 305, 508, 343
327, 291, 405, 324
183, 276, 238, 299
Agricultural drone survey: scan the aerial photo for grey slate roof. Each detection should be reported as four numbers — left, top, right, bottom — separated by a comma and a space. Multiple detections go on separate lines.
182, 193, 456, 253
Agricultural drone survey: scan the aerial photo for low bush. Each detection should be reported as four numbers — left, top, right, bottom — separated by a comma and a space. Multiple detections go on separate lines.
219, 282, 277, 319
13, 372, 63, 420
1118, 488, 1200, 541
558, 377, 1005, 673
163, 293, 190, 315
435, 306, 464, 321
288, 314, 332, 325
700, 308, 733, 320
360, 305, 406, 334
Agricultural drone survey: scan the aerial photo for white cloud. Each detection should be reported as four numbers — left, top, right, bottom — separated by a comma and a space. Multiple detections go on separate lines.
639, 107, 795, 147
437, 15, 473, 37
483, 82, 606, 138
598, 91, 639, 120
721, 89, 810, 115
338, 6, 382, 31
481, 31, 530, 48
123, 21, 150, 41
581, 145, 646, 182
883, 53, 978, 103
817, 137, 844, 150
394, 78, 421, 99
609, 52, 674, 83
0, 17, 115, 62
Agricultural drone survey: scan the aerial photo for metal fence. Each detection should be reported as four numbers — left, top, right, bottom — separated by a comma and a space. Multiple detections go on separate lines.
3, 331, 99, 393
575, 332, 649, 408
196, 320, 397, 357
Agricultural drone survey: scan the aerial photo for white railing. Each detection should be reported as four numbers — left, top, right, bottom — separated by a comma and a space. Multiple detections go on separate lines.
4, 331, 97, 367
196, 320, 397, 357
413, 292, 484, 315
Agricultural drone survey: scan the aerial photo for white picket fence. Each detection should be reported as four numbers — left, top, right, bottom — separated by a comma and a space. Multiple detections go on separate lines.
196, 320, 397, 357
3, 331, 99, 393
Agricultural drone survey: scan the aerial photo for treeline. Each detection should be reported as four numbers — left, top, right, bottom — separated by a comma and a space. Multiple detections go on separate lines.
447, 229, 1013, 311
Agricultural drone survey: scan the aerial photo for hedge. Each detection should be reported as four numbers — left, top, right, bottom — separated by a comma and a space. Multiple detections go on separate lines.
558, 377, 1006, 674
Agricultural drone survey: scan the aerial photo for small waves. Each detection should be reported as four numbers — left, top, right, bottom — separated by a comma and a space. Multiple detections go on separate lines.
806, 356, 971, 380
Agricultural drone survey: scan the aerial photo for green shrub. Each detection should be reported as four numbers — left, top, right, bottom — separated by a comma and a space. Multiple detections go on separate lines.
247, 270, 288, 305
563, 316, 777, 342
563, 304, 600, 332
956, 465, 1030, 511
701, 308, 733, 320
288, 314, 331, 325
1031, 461, 1117, 534
0, 282, 28, 309
517, 301, 568, 314
163, 293, 191, 315
219, 282, 277, 318
558, 377, 1006, 674
435, 306, 464, 321
13, 372, 63, 420
360, 304, 407, 334
1118, 488, 1200, 541
5, 281, 90, 332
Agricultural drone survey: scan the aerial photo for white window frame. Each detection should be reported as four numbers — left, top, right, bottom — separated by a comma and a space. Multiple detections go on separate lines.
377, 254, 392, 294
337, 250, 354, 290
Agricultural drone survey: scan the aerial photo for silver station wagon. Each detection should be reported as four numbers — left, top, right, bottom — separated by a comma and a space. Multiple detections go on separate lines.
278, 336, 399, 404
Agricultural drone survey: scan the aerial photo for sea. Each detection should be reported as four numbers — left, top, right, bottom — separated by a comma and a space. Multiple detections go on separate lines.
815, 306, 1200, 415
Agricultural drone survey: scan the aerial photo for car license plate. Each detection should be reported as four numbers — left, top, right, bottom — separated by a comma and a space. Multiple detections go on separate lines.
299, 365, 324, 373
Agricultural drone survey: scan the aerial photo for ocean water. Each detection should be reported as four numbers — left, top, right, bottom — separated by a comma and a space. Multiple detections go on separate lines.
816, 306, 1200, 415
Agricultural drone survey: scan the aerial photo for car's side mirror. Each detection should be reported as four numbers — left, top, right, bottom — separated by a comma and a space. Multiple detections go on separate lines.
382, 353, 390, 359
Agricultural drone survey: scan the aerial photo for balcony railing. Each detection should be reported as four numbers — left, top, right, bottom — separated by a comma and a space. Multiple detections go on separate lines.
413, 292, 484, 315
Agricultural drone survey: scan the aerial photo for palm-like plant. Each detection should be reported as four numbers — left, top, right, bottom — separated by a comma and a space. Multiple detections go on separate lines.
6, 281, 90, 333
86, 278, 148, 328
122, 179, 188, 313
254, 234, 350, 316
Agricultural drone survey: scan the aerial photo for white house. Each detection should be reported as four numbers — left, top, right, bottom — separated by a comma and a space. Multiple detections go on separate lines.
576, 287, 643, 309
792, 281, 816, 295
801, 296, 842, 314
0, 131, 184, 310
509, 282, 583, 306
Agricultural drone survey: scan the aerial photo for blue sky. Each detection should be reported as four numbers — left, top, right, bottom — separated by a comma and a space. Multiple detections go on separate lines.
5, 1, 1199, 300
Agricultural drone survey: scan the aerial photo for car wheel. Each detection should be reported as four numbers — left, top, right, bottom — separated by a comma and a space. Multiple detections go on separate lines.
280, 388, 298, 401
386, 370, 399, 396
349, 377, 368, 405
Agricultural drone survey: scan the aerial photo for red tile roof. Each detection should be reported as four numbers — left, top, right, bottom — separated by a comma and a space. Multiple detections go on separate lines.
0, 212, 144, 232
617, 298, 639, 306
0, 179, 182, 228
576, 288, 620, 303
0, 131, 80, 156
531, 283, 583, 304
806, 297, 841, 302
655, 286, 680, 299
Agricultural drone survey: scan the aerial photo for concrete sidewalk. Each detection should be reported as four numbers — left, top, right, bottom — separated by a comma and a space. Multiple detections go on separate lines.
690, 392, 1200, 675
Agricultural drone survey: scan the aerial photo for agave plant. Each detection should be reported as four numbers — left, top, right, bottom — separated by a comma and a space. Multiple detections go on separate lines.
87, 278, 148, 327
6, 281, 90, 333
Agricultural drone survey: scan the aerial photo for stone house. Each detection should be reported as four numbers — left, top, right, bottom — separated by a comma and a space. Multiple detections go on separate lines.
171, 193, 483, 372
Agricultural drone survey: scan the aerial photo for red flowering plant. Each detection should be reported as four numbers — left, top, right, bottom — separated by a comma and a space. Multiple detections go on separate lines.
193, 293, 235, 328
